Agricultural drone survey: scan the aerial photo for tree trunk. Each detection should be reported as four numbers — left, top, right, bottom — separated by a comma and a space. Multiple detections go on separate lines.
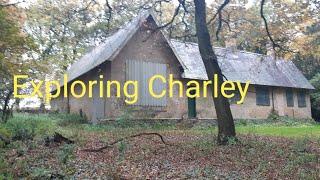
1, 90, 13, 123
193, 0, 236, 144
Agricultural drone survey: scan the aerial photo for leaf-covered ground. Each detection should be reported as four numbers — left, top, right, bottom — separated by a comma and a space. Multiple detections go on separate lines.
0, 114, 319, 179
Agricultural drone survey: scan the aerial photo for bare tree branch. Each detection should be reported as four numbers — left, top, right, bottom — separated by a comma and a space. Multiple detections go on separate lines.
82, 132, 172, 152
215, 0, 230, 41
260, 0, 299, 55
207, 0, 230, 25
260, 0, 280, 52
156, 0, 183, 29
205, 0, 230, 40
105, 0, 113, 30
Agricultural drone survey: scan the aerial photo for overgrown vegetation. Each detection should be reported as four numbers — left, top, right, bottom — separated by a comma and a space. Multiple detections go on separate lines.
0, 113, 319, 178
310, 73, 320, 121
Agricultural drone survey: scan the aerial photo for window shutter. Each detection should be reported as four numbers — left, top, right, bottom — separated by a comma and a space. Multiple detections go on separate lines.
126, 60, 167, 106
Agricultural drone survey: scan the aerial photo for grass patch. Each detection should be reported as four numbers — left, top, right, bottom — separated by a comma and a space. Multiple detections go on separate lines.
55, 113, 88, 127
236, 125, 320, 138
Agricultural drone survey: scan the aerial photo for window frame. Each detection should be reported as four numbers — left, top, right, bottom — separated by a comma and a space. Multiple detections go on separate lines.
255, 86, 270, 106
285, 88, 294, 107
297, 90, 307, 108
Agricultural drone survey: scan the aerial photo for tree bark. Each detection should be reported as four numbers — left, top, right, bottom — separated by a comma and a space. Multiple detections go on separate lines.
1, 90, 13, 123
193, 0, 236, 144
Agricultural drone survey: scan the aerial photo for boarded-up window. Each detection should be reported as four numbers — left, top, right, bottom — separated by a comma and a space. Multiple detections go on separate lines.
286, 88, 294, 107
126, 60, 167, 106
256, 86, 270, 106
298, 90, 306, 108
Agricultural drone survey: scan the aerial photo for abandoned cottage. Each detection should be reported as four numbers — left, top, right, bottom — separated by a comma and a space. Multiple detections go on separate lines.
51, 11, 314, 122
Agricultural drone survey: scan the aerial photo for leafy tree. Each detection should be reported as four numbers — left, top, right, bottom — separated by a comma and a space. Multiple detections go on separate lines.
207, 0, 319, 58
293, 22, 320, 79
310, 74, 320, 121
0, 3, 37, 122
26, 0, 136, 79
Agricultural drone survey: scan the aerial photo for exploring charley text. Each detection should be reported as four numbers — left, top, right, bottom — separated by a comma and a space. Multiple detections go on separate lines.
13, 74, 251, 105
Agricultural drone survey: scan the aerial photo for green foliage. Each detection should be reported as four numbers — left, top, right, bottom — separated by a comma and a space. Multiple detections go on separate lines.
0, 7, 37, 122
236, 124, 320, 138
0, 8, 30, 59
266, 113, 316, 126
237, 119, 248, 126
58, 144, 75, 164
292, 137, 309, 153
115, 108, 134, 128
0, 113, 320, 178
0, 114, 58, 144
26, 0, 129, 77
0, 127, 11, 147
310, 73, 320, 121
0, 157, 13, 179
55, 113, 88, 127
3, 114, 56, 141
267, 111, 280, 121
234, 115, 316, 127
7, 122, 36, 141
226, 137, 238, 145
117, 141, 127, 161
30, 168, 52, 179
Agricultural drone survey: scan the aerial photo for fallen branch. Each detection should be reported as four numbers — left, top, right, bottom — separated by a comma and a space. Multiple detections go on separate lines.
53, 132, 74, 144
44, 132, 74, 146
82, 132, 171, 152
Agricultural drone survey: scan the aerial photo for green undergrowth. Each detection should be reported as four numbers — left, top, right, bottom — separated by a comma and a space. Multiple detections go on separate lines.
0, 113, 319, 179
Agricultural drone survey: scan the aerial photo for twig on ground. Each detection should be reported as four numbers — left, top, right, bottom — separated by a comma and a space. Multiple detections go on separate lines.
82, 132, 172, 152
44, 132, 74, 146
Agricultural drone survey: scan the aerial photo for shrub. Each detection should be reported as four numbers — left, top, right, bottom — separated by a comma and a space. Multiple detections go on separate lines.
266, 112, 316, 126
115, 108, 134, 128
237, 119, 248, 126
117, 141, 127, 161
3, 114, 57, 141
267, 111, 280, 121
58, 144, 75, 164
0, 127, 11, 147
56, 113, 87, 127
5, 120, 36, 141
226, 136, 238, 145
310, 73, 320, 121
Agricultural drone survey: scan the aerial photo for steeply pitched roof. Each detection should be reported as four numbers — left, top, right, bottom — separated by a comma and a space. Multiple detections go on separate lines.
65, 11, 151, 84
63, 10, 186, 85
59, 11, 314, 90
